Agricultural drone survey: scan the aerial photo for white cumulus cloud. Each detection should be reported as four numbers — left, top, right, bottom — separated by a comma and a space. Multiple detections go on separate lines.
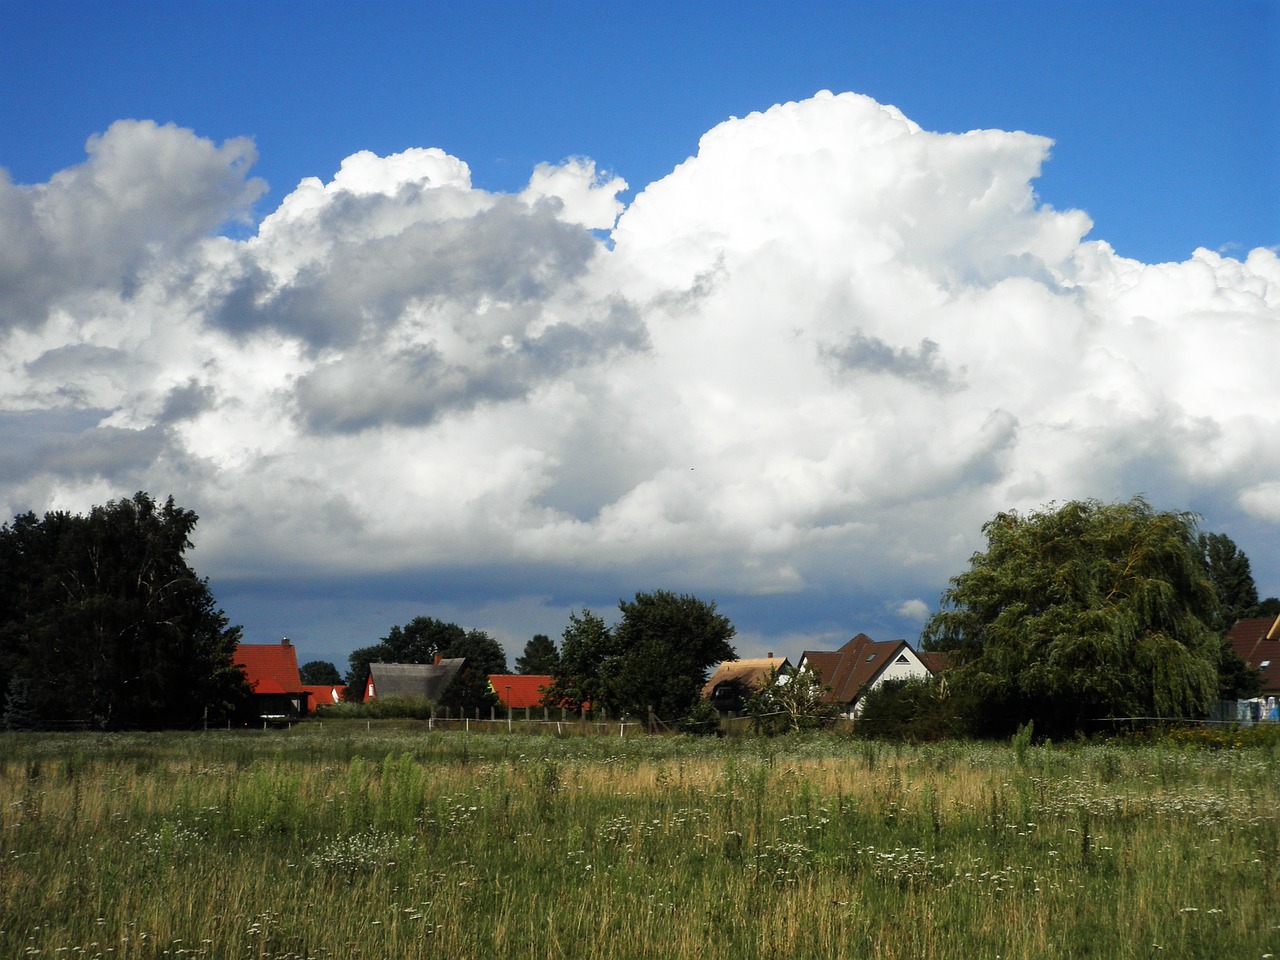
2, 92, 1278, 659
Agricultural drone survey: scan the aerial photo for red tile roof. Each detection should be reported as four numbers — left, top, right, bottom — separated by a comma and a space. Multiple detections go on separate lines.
1225, 615, 1280, 694
303, 685, 346, 712
234, 641, 306, 695
489, 674, 553, 709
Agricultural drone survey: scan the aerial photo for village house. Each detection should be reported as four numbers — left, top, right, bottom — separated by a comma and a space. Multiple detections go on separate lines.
364, 658, 466, 702
234, 638, 309, 720
700, 654, 791, 715
488, 674, 553, 711
799, 633, 940, 718
1225, 613, 1280, 695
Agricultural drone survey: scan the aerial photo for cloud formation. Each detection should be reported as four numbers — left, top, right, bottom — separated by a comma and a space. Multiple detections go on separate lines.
2, 91, 1278, 656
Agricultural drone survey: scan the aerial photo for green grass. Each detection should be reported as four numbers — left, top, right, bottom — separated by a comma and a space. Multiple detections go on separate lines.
1, 724, 1277, 959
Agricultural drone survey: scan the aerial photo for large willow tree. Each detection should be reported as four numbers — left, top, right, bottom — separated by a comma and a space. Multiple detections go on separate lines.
923, 498, 1221, 737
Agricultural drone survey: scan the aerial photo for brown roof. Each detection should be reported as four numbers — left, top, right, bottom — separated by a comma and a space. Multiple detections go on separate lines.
234, 640, 306, 695
799, 633, 926, 704
1225, 615, 1280, 694
916, 651, 950, 675
701, 656, 791, 699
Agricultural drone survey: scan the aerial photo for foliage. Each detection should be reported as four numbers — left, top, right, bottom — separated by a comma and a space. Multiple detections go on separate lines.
1197, 532, 1256, 631
855, 676, 961, 741
923, 498, 1222, 739
607, 590, 737, 721
542, 609, 620, 713
439, 629, 506, 711
0, 492, 246, 729
299, 660, 342, 685
678, 696, 723, 735
515, 633, 559, 674
746, 664, 838, 734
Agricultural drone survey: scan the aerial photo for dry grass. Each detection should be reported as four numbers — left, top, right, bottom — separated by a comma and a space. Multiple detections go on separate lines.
2, 726, 1277, 958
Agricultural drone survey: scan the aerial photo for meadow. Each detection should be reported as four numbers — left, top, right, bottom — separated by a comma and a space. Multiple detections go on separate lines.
1, 723, 1277, 959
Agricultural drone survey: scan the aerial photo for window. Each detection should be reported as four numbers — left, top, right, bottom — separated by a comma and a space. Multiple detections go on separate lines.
895, 653, 910, 664
1261, 660, 1271, 670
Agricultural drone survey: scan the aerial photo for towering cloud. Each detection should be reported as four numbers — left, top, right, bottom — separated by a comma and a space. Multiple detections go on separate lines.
1, 92, 1276, 640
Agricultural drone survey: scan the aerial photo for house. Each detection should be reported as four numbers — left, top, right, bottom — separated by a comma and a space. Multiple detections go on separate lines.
799, 633, 938, 718
364, 659, 465, 702
234, 638, 310, 719
701, 654, 791, 714
1225, 614, 1280, 695
488, 674, 552, 710
303, 684, 346, 713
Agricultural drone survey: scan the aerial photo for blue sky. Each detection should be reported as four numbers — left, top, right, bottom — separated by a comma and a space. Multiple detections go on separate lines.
1, 1, 1278, 674
4, 1, 1274, 261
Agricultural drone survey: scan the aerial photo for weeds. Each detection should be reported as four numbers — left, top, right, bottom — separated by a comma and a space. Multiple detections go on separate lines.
0, 725, 1277, 959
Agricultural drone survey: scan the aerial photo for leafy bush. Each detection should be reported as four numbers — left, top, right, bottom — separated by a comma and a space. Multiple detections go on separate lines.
855, 677, 961, 741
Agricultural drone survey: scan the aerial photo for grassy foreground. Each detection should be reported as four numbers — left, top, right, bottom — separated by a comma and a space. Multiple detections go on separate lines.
2, 724, 1277, 959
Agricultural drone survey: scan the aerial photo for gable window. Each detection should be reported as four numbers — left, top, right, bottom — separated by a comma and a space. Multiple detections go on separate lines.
895, 653, 909, 664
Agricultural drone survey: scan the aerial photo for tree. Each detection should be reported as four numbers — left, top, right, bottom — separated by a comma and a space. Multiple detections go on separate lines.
515, 634, 559, 674
439, 629, 506, 711
543, 609, 619, 713
0, 492, 247, 729
1198, 532, 1257, 631
299, 660, 342, 685
923, 498, 1221, 738
746, 664, 838, 734
607, 591, 737, 721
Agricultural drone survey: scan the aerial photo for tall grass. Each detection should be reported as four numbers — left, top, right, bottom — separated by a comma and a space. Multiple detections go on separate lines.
2, 724, 1277, 958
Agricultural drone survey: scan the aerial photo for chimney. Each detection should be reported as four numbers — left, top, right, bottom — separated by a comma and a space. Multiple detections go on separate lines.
434, 653, 442, 665
281, 637, 291, 647
767, 651, 774, 659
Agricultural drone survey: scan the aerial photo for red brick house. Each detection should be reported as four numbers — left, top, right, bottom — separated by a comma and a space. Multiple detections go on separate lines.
234, 638, 309, 719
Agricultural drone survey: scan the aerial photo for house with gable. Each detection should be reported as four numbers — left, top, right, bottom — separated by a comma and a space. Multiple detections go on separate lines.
701, 654, 791, 715
799, 633, 939, 718
234, 638, 310, 720
1225, 614, 1280, 696
488, 674, 553, 711
364, 658, 466, 703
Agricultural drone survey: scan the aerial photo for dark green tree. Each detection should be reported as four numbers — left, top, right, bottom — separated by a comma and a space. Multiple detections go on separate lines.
0, 492, 246, 729
607, 590, 737, 721
439, 629, 506, 712
515, 633, 559, 674
1198, 532, 1258, 630
299, 660, 342, 685
923, 498, 1221, 738
543, 609, 619, 713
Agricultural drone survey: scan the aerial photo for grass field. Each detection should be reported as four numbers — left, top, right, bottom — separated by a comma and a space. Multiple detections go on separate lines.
2, 724, 1278, 959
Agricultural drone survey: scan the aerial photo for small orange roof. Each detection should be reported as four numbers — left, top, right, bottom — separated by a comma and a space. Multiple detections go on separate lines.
489, 674, 553, 709
234, 641, 306, 695
303, 685, 346, 712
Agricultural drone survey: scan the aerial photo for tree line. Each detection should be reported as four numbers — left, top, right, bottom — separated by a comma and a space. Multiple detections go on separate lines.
1, 491, 1274, 734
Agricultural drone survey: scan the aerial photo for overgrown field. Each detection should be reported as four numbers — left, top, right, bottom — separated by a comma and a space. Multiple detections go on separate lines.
2, 725, 1278, 959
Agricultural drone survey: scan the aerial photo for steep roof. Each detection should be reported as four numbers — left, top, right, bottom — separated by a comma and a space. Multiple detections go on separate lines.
1225, 615, 1280, 694
235, 640, 305, 695
701, 656, 790, 699
799, 634, 917, 704
916, 651, 950, 675
367, 660, 465, 701
489, 674, 552, 709
303, 685, 346, 712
